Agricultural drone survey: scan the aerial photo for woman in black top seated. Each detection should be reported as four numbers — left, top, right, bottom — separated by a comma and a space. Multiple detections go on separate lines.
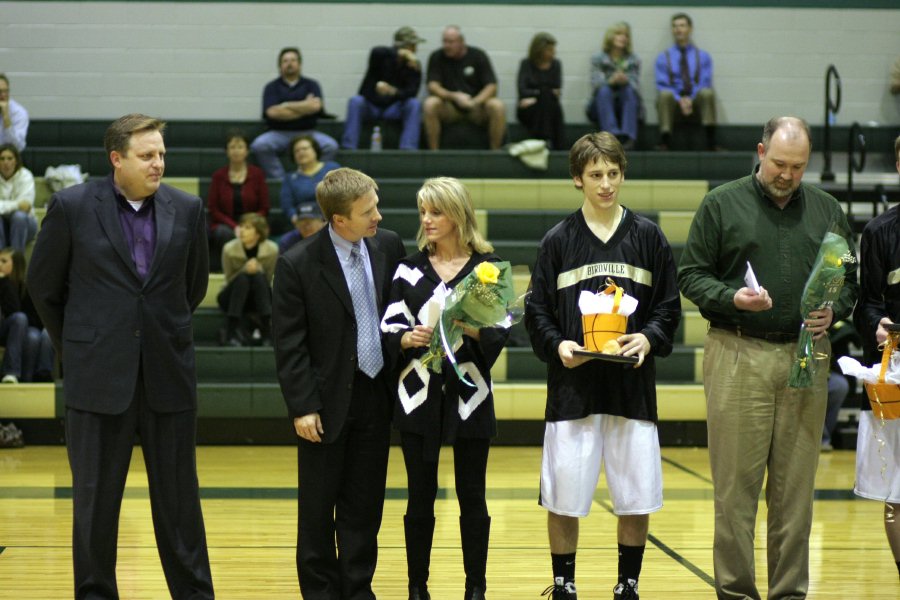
516, 32, 565, 150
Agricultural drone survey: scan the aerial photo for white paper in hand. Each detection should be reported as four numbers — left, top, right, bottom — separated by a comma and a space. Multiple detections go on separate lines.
744, 261, 761, 293
421, 282, 450, 328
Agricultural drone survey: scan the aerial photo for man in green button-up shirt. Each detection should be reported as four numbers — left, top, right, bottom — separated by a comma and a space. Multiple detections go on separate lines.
678, 116, 857, 600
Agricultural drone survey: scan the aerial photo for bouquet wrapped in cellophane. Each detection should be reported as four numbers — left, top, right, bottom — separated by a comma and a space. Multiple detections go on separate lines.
788, 229, 855, 388
421, 261, 524, 383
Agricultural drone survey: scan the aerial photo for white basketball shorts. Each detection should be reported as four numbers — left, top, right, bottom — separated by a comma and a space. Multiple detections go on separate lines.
540, 414, 663, 517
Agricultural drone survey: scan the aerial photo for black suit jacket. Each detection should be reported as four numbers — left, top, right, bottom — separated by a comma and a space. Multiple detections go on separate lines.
273, 226, 405, 443
27, 178, 209, 414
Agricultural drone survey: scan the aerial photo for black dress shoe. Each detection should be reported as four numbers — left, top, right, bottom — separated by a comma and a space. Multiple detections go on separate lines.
464, 586, 486, 600
409, 587, 430, 600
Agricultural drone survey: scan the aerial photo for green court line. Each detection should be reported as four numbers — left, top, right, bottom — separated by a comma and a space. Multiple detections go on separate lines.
661, 455, 714, 485
648, 531, 716, 588
0, 486, 861, 501
594, 498, 716, 588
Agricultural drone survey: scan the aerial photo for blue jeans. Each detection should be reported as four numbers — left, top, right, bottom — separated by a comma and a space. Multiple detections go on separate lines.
340, 95, 421, 150
23, 326, 54, 382
250, 129, 338, 179
0, 312, 28, 379
823, 372, 849, 445
0, 211, 38, 252
592, 84, 639, 142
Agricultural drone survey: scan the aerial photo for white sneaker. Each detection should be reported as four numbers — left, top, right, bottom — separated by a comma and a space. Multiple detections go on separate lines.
1, 375, 18, 384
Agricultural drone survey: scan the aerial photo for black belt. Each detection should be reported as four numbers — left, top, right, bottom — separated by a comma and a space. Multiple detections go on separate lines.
709, 322, 798, 344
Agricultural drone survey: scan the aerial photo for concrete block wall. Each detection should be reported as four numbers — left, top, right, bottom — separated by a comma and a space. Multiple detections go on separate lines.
2, 2, 899, 128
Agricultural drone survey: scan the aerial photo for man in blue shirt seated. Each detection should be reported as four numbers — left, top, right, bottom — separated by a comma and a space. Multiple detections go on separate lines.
653, 13, 719, 151
341, 26, 424, 151
250, 47, 339, 179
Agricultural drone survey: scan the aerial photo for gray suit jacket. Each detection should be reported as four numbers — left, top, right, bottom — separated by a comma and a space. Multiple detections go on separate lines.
27, 177, 209, 414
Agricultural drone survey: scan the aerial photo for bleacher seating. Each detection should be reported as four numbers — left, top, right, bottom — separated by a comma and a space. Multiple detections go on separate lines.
6, 118, 899, 446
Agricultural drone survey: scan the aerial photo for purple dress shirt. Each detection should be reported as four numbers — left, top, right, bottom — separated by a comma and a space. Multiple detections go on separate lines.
114, 183, 157, 280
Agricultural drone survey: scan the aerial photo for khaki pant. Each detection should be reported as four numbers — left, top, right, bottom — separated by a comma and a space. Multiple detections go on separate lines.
435, 99, 491, 126
656, 88, 716, 134
703, 328, 828, 600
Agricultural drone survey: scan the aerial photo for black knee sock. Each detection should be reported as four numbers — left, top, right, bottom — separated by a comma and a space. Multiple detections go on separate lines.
617, 544, 645, 584
551, 552, 576, 584
896, 560, 900, 579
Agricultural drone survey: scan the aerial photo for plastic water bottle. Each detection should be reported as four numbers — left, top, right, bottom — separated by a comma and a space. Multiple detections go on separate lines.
370, 126, 382, 152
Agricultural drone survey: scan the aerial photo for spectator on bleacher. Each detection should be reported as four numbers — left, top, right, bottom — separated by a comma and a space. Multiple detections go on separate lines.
423, 26, 506, 151
0, 74, 28, 151
853, 134, 900, 581
588, 23, 641, 150
0, 247, 52, 382
250, 47, 338, 179
341, 26, 425, 151
380, 177, 507, 600
516, 32, 565, 150
654, 13, 719, 151
281, 134, 340, 228
821, 320, 858, 451
525, 132, 680, 600
278, 201, 326, 255
207, 131, 270, 272
678, 117, 857, 600
0, 247, 28, 384
0, 143, 37, 252
218, 213, 278, 347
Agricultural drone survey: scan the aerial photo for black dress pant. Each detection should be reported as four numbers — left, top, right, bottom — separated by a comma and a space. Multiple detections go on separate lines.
65, 374, 214, 600
217, 271, 272, 319
296, 371, 391, 600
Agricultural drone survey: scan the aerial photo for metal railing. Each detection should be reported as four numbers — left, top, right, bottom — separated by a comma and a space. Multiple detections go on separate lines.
821, 65, 841, 182
844, 121, 866, 217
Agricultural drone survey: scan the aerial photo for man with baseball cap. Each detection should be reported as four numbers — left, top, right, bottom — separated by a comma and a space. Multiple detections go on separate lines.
278, 201, 327, 254
341, 26, 425, 151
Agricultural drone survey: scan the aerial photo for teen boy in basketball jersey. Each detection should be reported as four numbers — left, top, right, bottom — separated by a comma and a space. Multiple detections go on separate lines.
525, 132, 681, 599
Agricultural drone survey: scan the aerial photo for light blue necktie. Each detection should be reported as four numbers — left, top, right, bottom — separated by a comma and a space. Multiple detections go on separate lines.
349, 242, 384, 378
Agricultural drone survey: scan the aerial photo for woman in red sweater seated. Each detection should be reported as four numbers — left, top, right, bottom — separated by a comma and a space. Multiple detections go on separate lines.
208, 131, 270, 271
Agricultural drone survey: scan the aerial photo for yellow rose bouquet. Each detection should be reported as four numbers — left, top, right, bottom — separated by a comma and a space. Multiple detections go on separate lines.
421, 260, 521, 381
788, 230, 855, 388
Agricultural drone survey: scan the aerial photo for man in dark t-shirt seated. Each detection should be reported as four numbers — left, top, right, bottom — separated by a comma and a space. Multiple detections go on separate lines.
423, 26, 506, 150
250, 47, 338, 179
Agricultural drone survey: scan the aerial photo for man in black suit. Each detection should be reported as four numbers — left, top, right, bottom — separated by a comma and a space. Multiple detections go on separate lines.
28, 114, 214, 600
273, 167, 405, 599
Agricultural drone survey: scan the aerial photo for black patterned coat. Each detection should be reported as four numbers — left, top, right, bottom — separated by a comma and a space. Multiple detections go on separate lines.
381, 250, 508, 457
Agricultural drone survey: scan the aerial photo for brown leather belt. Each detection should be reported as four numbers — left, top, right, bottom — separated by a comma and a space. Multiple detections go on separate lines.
709, 322, 798, 344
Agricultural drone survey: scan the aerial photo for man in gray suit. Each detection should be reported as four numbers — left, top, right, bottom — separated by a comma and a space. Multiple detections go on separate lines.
28, 114, 214, 600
